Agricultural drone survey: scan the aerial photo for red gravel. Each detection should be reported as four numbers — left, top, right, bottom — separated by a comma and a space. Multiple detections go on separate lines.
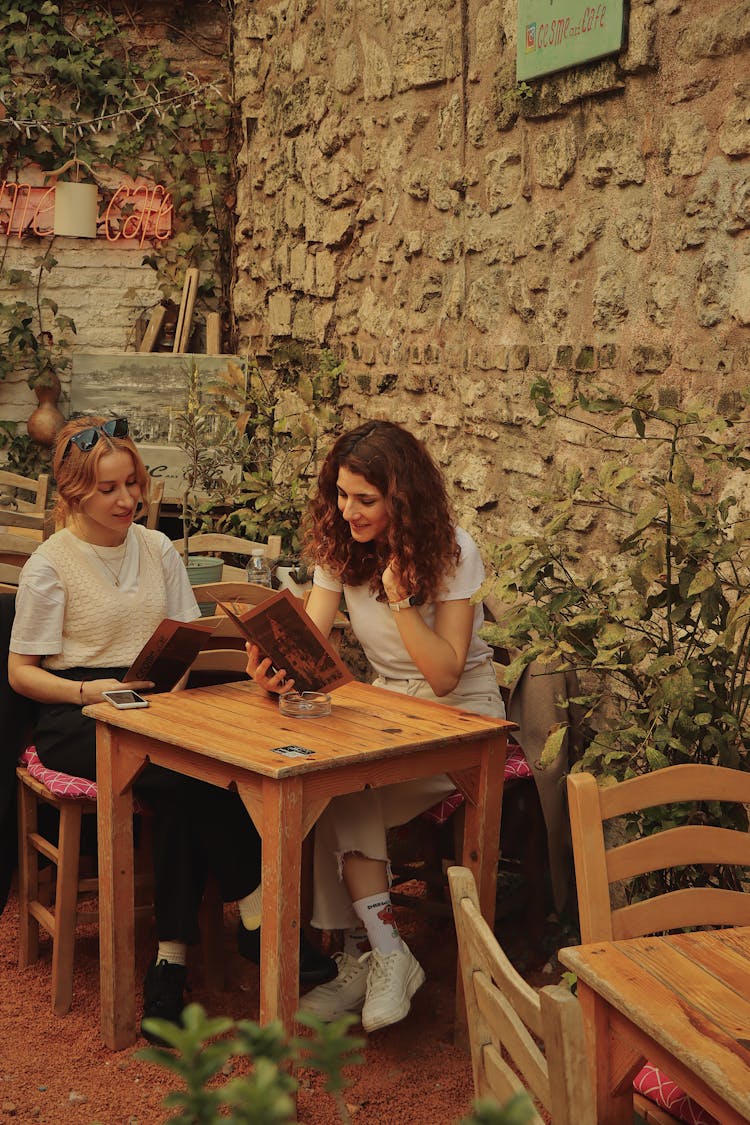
0, 876, 563, 1124
0, 886, 480, 1124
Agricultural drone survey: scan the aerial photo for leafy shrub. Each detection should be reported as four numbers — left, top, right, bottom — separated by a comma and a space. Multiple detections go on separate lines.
483, 379, 750, 782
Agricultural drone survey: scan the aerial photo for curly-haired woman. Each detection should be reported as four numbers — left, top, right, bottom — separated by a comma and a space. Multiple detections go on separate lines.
246, 419, 504, 1032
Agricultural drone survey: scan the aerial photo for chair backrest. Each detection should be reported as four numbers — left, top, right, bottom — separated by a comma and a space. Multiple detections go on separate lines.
173, 532, 282, 564
0, 534, 40, 584
0, 470, 49, 515
141, 479, 165, 531
448, 865, 594, 1125
189, 648, 249, 676
192, 580, 279, 611
567, 766, 750, 943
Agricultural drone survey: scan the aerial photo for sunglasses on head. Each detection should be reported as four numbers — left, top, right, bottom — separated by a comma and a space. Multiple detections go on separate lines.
62, 417, 129, 460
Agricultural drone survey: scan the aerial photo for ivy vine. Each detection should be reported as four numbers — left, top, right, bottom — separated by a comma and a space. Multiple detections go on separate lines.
0, 0, 236, 394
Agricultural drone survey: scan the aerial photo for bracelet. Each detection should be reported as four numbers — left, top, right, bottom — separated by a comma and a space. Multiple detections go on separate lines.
79, 680, 85, 706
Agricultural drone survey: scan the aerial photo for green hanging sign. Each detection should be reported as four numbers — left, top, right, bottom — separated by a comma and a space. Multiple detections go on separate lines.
517, 0, 625, 81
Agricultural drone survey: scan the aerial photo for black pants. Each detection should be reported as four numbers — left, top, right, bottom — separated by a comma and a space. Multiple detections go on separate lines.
34, 668, 262, 946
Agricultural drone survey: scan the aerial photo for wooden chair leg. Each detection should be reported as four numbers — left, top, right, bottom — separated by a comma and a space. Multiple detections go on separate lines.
51, 802, 83, 1016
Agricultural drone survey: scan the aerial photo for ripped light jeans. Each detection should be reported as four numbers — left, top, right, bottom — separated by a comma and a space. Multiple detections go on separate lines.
310, 660, 505, 930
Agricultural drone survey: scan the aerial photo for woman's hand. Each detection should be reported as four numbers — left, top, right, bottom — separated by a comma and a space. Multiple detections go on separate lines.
245, 643, 295, 695
382, 559, 411, 605
80, 678, 154, 706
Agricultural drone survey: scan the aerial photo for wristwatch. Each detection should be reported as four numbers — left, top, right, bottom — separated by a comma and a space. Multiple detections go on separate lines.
388, 594, 419, 612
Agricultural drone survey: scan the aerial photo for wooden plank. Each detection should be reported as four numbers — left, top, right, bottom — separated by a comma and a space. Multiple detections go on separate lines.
137, 305, 166, 353
205, 311, 221, 354
173, 268, 200, 354
561, 938, 750, 1121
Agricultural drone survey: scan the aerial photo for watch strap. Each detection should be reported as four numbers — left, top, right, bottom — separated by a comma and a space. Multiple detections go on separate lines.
389, 594, 418, 612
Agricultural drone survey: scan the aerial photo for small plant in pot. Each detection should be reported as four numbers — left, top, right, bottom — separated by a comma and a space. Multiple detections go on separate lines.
171, 358, 248, 585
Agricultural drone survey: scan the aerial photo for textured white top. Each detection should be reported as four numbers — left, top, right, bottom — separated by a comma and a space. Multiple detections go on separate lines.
313, 526, 492, 682
11, 524, 200, 669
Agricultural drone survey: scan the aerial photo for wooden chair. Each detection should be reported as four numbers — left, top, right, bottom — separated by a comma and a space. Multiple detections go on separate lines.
141, 478, 165, 531
16, 755, 153, 1016
448, 865, 595, 1124
568, 765, 750, 1123
0, 470, 49, 515
389, 661, 547, 940
188, 647, 249, 681
173, 533, 283, 581
191, 580, 279, 645
0, 533, 40, 584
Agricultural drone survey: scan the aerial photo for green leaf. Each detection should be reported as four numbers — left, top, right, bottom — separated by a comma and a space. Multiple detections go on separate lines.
633, 501, 663, 533
540, 723, 567, 768
687, 569, 716, 598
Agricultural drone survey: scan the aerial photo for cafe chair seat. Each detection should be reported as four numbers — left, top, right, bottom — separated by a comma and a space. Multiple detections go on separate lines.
420, 741, 532, 826
21, 746, 100, 801
634, 1065, 719, 1125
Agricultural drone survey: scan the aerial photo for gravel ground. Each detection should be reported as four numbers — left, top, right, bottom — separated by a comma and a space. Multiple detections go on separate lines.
0, 884, 492, 1124
0, 873, 564, 1125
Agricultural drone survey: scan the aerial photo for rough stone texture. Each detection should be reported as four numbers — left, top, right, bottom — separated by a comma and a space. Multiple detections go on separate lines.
233, 0, 748, 552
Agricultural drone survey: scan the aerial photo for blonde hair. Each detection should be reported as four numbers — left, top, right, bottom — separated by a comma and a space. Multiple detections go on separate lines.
53, 416, 150, 525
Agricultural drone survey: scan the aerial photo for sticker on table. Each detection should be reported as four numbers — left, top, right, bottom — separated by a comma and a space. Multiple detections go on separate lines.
270, 744, 316, 757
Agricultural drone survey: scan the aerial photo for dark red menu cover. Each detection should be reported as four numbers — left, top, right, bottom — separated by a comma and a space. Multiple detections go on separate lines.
212, 588, 352, 694
123, 618, 217, 693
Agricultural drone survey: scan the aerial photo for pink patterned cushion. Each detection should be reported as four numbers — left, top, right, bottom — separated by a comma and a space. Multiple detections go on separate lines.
422, 740, 532, 826
634, 1064, 718, 1125
20, 746, 98, 800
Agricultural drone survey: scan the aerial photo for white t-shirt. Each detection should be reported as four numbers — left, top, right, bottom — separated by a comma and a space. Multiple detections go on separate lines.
313, 526, 493, 682
11, 526, 200, 658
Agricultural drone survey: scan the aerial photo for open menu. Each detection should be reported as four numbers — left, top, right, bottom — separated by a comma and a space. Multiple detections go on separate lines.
123, 618, 217, 693
123, 589, 352, 695
212, 588, 353, 694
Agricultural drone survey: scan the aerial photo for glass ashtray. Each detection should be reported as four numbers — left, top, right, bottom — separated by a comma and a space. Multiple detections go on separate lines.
279, 691, 332, 718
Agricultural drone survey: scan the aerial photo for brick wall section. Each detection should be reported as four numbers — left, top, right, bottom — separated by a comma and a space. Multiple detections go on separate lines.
232, 0, 750, 545
0, 0, 230, 428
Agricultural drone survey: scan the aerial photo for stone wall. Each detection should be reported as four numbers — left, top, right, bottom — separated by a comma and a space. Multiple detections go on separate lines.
233, 0, 750, 546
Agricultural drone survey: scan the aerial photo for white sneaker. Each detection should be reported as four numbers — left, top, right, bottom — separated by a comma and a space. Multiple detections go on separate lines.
298, 952, 368, 1021
361, 946, 426, 1033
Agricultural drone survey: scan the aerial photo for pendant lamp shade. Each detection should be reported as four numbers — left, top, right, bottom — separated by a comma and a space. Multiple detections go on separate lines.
53, 181, 99, 238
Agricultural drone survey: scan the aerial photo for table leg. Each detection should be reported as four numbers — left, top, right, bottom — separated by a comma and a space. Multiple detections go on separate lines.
96, 724, 136, 1050
456, 734, 505, 1044
578, 982, 638, 1125
257, 775, 303, 1034
460, 733, 505, 927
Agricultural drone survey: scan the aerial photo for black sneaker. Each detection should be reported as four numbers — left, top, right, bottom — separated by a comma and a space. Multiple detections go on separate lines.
141, 959, 187, 1045
237, 922, 337, 985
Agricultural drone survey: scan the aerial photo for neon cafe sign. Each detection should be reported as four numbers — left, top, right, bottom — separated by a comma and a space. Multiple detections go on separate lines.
0, 179, 173, 245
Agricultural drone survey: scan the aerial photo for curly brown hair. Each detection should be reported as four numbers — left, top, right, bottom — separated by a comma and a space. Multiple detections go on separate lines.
304, 420, 460, 603
53, 415, 150, 526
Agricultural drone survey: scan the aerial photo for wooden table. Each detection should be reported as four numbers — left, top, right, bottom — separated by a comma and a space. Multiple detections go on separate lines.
559, 927, 750, 1124
86, 679, 513, 1050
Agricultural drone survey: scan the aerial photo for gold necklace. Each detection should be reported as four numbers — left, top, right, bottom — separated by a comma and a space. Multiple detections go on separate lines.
89, 541, 128, 587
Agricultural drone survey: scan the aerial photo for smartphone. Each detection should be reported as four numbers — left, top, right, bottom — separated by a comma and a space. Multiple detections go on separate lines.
102, 689, 150, 710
